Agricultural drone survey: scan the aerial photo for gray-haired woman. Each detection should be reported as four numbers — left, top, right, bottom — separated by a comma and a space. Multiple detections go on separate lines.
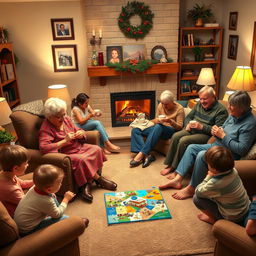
39, 98, 117, 203
130, 90, 185, 168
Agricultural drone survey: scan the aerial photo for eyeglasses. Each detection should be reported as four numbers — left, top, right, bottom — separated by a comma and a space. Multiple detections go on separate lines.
53, 113, 65, 119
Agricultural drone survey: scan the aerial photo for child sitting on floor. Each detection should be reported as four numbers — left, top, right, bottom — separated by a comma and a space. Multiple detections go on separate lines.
0, 145, 33, 217
193, 146, 250, 225
14, 164, 88, 236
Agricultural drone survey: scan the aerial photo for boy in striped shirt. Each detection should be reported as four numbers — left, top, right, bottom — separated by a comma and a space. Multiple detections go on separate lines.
193, 146, 250, 225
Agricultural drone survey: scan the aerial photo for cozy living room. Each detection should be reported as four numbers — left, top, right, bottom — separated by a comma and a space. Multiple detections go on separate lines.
1, 0, 256, 256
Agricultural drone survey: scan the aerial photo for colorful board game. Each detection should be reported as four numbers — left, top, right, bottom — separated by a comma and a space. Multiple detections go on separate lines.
104, 188, 172, 224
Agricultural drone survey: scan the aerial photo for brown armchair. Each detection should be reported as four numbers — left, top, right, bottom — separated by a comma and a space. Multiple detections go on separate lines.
10, 110, 100, 196
212, 160, 256, 256
0, 201, 86, 256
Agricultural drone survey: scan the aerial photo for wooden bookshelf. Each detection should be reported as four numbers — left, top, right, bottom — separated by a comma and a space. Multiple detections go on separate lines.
87, 63, 178, 85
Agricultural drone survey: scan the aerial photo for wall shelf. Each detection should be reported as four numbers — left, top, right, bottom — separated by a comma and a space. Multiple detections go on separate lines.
87, 63, 178, 86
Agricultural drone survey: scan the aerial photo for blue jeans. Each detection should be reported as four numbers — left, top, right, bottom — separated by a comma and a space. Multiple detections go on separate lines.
130, 124, 177, 155
176, 143, 218, 188
77, 119, 109, 147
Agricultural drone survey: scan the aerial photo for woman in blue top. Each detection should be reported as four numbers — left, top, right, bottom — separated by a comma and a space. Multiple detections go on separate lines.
159, 91, 256, 200
71, 93, 120, 154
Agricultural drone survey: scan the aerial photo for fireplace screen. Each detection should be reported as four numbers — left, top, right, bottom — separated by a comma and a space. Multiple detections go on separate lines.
110, 91, 155, 127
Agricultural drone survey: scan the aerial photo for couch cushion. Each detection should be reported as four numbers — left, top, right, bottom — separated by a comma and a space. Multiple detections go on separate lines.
0, 202, 19, 247
10, 111, 44, 149
241, 142, 256, 160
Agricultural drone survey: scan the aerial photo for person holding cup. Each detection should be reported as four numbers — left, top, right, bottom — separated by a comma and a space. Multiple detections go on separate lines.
130, 90, 185, 168
71, 93, 120, 154
161, 86, 228, 177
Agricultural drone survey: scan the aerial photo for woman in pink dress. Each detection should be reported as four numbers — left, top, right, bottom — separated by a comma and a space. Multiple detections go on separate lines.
39, 98, 117, 203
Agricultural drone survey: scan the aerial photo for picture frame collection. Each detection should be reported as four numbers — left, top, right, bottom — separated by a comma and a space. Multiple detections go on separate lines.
51, 18, 78, 72
228, 12, 239, 60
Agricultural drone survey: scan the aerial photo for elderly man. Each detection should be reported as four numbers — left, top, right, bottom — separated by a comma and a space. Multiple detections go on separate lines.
161, 85, 228, 177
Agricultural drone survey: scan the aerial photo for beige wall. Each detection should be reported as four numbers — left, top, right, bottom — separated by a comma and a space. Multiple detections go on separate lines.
0, 1, 88, 103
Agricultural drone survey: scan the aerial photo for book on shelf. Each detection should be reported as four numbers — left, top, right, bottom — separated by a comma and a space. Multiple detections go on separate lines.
0, 64, 7, 81
182, 33, 194, 46
204, 23, 220, 27
5, 64, 15, 80
3, 90, 10, 102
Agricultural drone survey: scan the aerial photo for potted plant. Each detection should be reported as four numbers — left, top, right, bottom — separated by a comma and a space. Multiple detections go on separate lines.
0, 130, 15, 146
187, 4, 213, 27
193, 47, 203, 61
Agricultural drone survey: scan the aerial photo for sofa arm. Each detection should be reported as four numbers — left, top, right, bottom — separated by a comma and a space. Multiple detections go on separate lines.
84, 130, 100, 145
235, 160, 256, 197
26, 149, 75, 195
212, 219, 256, 256
1, 216, 86, 256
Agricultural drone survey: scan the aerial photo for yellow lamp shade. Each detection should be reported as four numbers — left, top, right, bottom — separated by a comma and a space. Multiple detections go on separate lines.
0, 97, 12, 126
227, 66, 255, 91
47, 84, 71, 103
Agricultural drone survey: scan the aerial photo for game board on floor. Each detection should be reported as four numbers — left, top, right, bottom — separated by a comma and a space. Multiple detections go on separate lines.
104, 188, 172, 224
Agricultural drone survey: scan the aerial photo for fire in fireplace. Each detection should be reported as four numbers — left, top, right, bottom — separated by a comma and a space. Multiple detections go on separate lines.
110, 91, 155, 127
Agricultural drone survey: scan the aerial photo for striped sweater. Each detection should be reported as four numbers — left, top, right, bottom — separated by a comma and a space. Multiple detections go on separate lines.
195, 168, 250, 222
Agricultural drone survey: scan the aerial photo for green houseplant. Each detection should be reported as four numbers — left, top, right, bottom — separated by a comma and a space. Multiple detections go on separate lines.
0, 130, 15, 144
193, 47, 203, 61
187, 4, 213, 27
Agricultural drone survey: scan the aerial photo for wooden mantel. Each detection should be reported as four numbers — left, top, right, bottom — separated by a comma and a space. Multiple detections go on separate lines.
87, 63, 178, 86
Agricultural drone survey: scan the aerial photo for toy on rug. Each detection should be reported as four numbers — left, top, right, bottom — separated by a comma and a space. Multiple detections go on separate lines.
104, 188, 172, 224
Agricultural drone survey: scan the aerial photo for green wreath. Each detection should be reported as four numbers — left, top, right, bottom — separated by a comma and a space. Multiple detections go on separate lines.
118, 1, 154, 40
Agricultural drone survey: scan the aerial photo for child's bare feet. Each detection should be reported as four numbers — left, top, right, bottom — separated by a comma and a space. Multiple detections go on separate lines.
166, 172, 177, 180
197, 213, 216, 225
160, 166, 174, 176
159, 179, 182, 190
246, 219, 256, 236
172, 185, 195, 200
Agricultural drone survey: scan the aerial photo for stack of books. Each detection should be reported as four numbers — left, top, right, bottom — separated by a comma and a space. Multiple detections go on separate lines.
182, 33, 194, 46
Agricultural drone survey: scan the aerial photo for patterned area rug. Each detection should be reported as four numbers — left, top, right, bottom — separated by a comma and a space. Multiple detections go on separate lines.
104, 188, 172, 224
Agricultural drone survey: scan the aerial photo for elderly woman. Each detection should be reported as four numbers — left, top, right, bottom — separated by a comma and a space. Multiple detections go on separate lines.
39, 98, 117, 203
159, 91, 256, 200
130, 90, 185, 168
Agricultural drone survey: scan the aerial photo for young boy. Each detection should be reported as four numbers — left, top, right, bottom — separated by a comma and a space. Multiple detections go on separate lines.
14, 164, 83, 236
193, 146, 250, 225
0, 145, 33, 217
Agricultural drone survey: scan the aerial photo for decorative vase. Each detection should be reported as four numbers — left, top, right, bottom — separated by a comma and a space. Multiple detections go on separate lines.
195, 18, 203, 27
91, 50, 98, 66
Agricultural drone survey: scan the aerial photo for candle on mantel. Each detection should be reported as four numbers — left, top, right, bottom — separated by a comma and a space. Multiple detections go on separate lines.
92, 29, 95, 37
99, 29, 102, 38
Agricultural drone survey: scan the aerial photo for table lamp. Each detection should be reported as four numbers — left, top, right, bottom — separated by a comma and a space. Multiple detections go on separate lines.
196, 68, 216, 86
226, 66, 255, 91
0, 97, 12, 130
47, 84, 71, 103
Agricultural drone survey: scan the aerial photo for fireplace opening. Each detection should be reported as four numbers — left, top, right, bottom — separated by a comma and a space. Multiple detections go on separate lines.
110, 91, 155, 127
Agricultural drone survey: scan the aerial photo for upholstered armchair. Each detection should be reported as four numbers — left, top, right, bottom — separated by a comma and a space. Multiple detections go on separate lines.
212, 160, 256, 256
10, 108, 100, 196
0, 201, 86, 256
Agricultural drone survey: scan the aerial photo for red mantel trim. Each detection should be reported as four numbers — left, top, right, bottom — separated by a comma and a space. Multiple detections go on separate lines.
87, 63, 178, 86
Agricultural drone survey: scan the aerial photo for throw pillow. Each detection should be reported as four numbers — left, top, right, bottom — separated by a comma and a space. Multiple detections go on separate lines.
241, 142, 256, 160
13, 99, 44, 116
0, 202, 19, 247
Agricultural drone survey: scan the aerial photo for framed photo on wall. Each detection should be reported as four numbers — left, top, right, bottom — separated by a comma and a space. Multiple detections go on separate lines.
51, 45, 78, 72
123, 44, 146, 61
106, 46, 123, 63
250, 21, 256, 77
51, 18, 75, 40
229, 12, 238, 30
227, 35, 239, 60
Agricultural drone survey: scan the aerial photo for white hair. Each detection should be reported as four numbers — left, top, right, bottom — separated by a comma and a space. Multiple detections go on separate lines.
160, 90, 174, 103
44, 98, 67, 118
198, 85, 216, 97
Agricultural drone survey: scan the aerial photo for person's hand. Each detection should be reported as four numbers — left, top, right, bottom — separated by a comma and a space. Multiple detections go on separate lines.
207, 170, 215, 177
74, 130, 86, 139
211, 125, 226, 139
185, 123, 191, 131
64, 191, 76, 202
188, 121, 203, 130
65, 132, 76, 142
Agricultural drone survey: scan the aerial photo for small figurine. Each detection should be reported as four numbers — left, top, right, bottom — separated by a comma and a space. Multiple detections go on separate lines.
160, 55, 167, 63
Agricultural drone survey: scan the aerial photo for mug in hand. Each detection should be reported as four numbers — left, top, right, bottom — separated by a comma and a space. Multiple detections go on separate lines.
94, 109, 101, 117
189, 120, 197, 127
158, 115, 166, 121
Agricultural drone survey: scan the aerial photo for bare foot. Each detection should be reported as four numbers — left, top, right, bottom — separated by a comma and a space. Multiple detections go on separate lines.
103, 148, 111, 155
197, 213, 216, 225
159, 179, 182, 190
160, 166, 174, 176
105, 141, 120, 152
172, 185, 195, 200
166, 172, 177, 180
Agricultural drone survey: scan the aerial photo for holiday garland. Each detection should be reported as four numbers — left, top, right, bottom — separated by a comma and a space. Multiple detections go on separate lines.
106, 59, 158, 73
118, 1, 154, 40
